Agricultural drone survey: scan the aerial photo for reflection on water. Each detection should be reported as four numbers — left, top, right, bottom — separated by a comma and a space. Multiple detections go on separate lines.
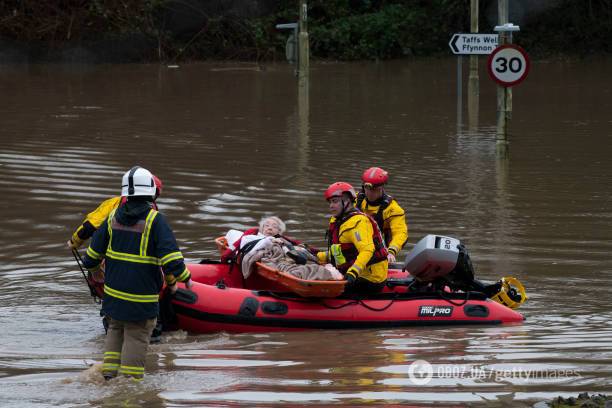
0, 59, 611, 406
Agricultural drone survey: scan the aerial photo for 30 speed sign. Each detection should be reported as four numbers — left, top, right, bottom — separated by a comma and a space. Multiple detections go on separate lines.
487, 44, 530, 87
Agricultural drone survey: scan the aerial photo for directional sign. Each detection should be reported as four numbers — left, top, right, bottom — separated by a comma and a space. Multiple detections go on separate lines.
487, 44, 530, 87
449, 33, 498, 55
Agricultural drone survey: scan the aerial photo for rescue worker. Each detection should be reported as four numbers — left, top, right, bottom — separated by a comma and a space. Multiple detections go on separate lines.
68, 173, 164, 342
356, 167, 408, 263
82, 166, 191, 381
317, 182, 389, 295
67, 175, 163, 249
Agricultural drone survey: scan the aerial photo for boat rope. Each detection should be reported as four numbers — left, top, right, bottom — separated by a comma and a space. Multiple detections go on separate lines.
321, 294, 399, 312
357, 297, 397, 312
264, 291, 322, 304
262, 287, 473, 310
71, 248, 102, 304
437, 289, 470, 306
320, 299, 359, 309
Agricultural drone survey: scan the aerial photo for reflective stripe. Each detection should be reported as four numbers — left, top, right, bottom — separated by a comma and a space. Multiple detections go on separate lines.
111, 218, 145, 233
119, 370, 143, 375
119, 365, 144, 376
120, 365, 144, 372
107, 208, 115, 239
71, 226, 84, 247
330, 244, 346, 266
86, 247, 102, 260
104, 285, 159, 303
351, 265, 363, 273
104, 352, 121, 362
106, 248, 160, 265
105, 209, 161, 266
160, 251, 183, 265
140, 210, 158, 256
103, 363, 119, 369
176, 267, 190, 282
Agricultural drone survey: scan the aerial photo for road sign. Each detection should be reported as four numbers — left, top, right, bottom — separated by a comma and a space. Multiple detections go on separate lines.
487, 44, 530, 87
449, 33, 498, 55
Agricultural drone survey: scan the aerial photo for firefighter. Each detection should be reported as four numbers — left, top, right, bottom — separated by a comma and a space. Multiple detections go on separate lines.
82, 166, 191, 381
356, 167, 408, 263
317, 182, 388, 295
67, 175, 163, 249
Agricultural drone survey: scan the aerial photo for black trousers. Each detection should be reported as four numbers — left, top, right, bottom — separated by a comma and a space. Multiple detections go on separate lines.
344, 278, 386, 296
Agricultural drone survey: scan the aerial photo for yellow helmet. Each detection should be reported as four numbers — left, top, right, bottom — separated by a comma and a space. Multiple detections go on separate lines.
491, 277, 527, 309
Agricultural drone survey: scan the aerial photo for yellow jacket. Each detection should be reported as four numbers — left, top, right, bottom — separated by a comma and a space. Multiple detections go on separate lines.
70, 196, 122, 248
317, 213, 388, 284
356, 195, 408, 257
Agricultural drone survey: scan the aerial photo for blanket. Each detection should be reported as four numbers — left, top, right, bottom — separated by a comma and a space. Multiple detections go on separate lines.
240, 239, 342, 281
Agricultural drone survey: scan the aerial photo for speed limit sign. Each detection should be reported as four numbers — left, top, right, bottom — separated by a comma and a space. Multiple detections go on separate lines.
487, 44, 530, 87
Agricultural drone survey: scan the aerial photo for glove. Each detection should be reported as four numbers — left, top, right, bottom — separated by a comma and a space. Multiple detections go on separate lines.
287, 249, 308, 265
388, 246, 399, 262
185, 279, 193, 290
344, 269, 357, 288
68, 236, 84, 250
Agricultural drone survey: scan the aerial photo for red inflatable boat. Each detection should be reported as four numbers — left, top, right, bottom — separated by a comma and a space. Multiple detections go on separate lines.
165, 262, 525, 334
81, 234, 526, 334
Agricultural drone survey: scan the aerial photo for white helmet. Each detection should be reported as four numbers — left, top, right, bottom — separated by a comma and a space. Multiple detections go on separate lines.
121, 166, 156, 197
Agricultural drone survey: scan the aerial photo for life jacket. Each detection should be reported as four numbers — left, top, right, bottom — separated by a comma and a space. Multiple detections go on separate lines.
356, 191, 394, 244
326, 209, 388, 273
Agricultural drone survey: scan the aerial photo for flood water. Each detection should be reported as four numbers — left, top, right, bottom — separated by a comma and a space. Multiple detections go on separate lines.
0, 57, 611, 407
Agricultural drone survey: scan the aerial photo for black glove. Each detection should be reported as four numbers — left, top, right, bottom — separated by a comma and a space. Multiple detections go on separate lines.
287, 249, 308, 265
345, 271, 357, 288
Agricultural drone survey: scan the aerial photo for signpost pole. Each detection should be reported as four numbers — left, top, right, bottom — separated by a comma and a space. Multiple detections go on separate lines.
298, 0, 309, 86
496, 0, 508, 140
457, 55, 463, 130
468, 0, 479, 129
506, 23, 513, 120
449, 31, 498, 133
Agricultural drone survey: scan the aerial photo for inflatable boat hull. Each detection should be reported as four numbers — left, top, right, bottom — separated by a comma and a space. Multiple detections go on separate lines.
168, 263, 524, 333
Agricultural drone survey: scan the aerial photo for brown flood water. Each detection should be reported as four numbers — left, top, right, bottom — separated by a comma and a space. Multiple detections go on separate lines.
0, 58, 611, 407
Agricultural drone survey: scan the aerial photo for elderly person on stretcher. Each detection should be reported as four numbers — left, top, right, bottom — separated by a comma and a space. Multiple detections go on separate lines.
222, 216, 343, 281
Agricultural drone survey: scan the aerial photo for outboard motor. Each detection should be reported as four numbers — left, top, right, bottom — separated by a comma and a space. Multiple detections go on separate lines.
403, 235, 475, 290
403, 234, 527, 308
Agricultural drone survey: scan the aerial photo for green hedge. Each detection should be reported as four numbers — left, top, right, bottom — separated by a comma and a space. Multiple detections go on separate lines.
0, 0, 611, 62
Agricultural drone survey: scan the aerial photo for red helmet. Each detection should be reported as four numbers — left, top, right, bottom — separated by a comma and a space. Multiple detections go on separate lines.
153, 175, 163, 197
362, 167, 388, 187
324, 182, 356, 200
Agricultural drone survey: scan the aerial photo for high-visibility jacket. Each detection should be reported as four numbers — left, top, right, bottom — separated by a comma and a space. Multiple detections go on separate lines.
70, 196, 158, 248
70, 197, 122, 248
317, 210, 388, 284
356, 192, 408, 257
82, 202, 190, 321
